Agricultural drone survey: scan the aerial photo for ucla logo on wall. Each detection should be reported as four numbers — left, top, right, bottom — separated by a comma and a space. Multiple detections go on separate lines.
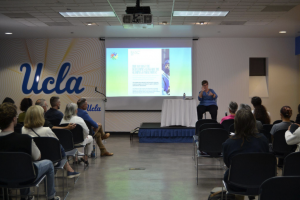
87, 104, 101, 111
20, 62, 85, 94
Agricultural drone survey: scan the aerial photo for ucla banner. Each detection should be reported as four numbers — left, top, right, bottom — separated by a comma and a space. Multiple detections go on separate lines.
0, 38, 105, 113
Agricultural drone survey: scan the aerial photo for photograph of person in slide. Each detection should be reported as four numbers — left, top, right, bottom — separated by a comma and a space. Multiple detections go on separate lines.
162, 49, 170, 95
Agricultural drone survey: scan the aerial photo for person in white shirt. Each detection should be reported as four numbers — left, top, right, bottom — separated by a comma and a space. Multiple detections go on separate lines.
22, 105, 80, 178
285, 124, 300, 152
60, 103, 93, 165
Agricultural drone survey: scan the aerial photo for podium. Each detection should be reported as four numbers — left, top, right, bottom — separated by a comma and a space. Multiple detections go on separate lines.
83, 97, 106, 131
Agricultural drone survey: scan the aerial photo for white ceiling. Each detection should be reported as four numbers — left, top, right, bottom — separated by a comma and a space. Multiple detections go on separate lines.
0, 0, 300, 38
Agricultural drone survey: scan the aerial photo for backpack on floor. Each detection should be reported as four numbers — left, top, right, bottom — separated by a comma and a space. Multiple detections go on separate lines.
208, 187, 236, 200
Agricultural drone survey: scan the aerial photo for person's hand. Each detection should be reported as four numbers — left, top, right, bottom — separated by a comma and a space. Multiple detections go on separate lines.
201, 86, 205, 92
67, 123, 76, 130
296, 123, 300, 127
208, 91, 213, 96
288, 125, 291, 130
97, 122, 102, 126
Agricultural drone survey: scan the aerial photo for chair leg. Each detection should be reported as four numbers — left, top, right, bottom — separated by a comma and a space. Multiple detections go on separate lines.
63, 170, 65, 198
197, 155, 198, 185
44, 176, 48, 200
37, 185, 39, 200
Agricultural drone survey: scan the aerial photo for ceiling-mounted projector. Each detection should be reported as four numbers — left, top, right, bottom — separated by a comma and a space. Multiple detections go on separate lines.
123, 0, 153, 29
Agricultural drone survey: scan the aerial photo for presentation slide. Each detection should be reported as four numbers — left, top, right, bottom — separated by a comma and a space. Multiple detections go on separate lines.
106, 48, 192, 97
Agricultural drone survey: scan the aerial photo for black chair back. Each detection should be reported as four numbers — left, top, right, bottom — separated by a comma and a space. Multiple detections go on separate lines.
48, 119, 62, 126
14, 123, 23, 134
228, 153, 277, 195
283, 152, 300, 176
60, 123, 84, 144
273, 129, 297, 154
259, 176, 300, 200
229, 124, 235, 133
33, 137, 62, 163
198, 123, 224, 135
195, 119, 218, 136
273, 120, 282, 125
52, 129, 74, 152
273, 120, 294, 125
0, 152, 36, 185
259, 129, 272, 144
222, 119, 234, 132
84, 120, 94, 136
199, 128, 229, 157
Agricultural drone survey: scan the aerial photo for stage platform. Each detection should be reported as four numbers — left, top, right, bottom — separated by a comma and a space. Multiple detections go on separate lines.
138, 123, 195, 143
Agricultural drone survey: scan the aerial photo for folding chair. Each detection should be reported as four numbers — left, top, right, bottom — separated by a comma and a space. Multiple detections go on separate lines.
0, 152, 47, 200
196, 128, 229, 184
259, 176, 300, 200
223, 153, 277, 199
33, 137, 69, 199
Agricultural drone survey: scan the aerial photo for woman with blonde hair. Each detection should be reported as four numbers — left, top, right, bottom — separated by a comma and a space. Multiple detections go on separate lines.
22, 105, 80, 178
60, 103, 93, 165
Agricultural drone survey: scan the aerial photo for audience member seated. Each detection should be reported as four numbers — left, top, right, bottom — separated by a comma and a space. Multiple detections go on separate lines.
197, 80, 218, 120
35, 99, 48, 113
0, 103, 61, 200
35, 99, 76, 131
239, 104, 263, 130
45, 96, 63, 122
251, 96, 271, 124
60, 103, 93, 165
77, 98, 113, 156
222, 108, 269, 199
22, 105, 80, 178
2, 97, 15, 104
17, 98, 32, 123
295, 104, 300, 124
220, 101, 238, 124
270, 106, 292, 135
285, 124, 300, 152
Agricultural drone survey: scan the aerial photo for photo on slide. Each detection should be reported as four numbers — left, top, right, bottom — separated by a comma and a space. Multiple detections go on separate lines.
162, 49, 170, 95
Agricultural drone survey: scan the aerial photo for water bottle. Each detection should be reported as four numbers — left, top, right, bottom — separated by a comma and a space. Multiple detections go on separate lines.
183, 93, 186, 100
91, 145, 95, 158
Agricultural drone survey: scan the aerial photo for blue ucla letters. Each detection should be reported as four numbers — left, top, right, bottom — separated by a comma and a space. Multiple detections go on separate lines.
20, 62, 85, 94
87, 104, 101, 111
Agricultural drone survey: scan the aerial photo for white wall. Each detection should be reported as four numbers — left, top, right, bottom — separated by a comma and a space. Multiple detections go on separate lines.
193, 38, 299, 122
0, 38, 298, 132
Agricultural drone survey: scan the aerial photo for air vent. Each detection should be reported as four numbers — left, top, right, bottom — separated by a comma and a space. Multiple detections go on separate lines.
123, 15, 132, 23
144, 15, 152, 23
261, 6, 295, 12
219, 21, 246, 25
3, 13, 35, 18
44, 22, 74, 26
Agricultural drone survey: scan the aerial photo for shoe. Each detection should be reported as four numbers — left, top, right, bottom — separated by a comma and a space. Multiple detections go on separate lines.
102, 133, 110, 139
80, 158, 89, 166
67, 171, 81, 178
50, 197, 61, 200
101, 152, 114, 157
21, 196, 34, 200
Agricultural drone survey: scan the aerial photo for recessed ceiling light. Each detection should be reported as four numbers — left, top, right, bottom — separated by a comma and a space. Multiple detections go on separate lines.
173, 11, 229, 17
87, 23, 92, 25
162, 21, 167, 25
279, 31, 286, 34
5, 32, 13, 35
59, 12, 115, 17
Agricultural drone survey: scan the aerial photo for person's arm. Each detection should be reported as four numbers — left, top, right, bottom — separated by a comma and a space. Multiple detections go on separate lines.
52, 124, 76, 130
78, 118, 90, 139
82, 112, 98, 129
285, 128, 300, 145
32, 141, 41, 161
210, 89, 218, 99
198, 86, 205, 101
